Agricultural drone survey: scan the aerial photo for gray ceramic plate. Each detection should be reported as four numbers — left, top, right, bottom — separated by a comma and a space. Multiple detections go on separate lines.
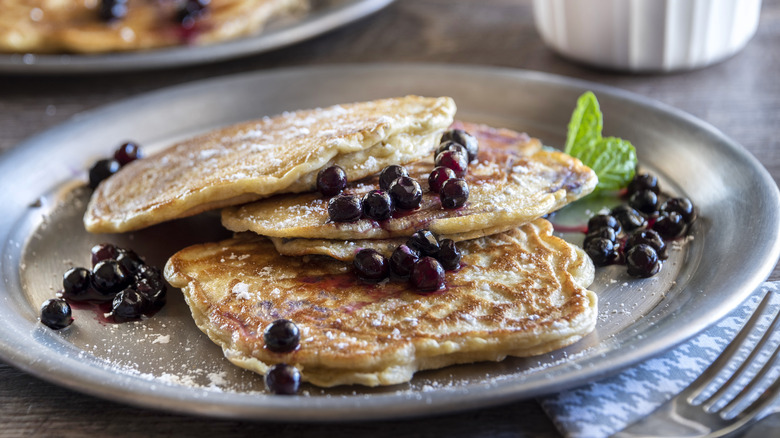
0, 0, 394, 74
1, 65, 778, 421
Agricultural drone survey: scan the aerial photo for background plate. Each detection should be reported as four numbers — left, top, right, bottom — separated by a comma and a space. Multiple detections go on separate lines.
0, 0, 394, 74
1, 65, 778, 421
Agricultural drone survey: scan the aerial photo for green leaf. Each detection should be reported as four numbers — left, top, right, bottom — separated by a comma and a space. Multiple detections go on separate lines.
564, 92, 637, 192
581, 137, 637, 191
564, 91, 602, 155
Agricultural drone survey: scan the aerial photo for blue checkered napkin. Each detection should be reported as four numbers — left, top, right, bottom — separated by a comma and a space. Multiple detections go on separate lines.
539, 282, 780, 438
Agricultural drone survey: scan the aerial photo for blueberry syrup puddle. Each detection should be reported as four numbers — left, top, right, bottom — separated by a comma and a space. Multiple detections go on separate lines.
175, 22, 205, 44
551, 223, 588, 234
64, 299, 163, 325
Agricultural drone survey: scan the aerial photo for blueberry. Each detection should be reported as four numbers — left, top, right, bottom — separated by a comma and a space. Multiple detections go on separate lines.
627, 173, 659, 195
113, 142, 141, 166
626, 244, 662, 277
362, 190, 393, 221
410, 257, 446, 293
428, 166, 456, 193
388, 176, 422, 210
317, 165, 347, 197
91, 260, 130, 298
327, 194, 362, 222
629, 190, 659, 215
611, 205, 647, 232
91, 243, 118, 266
407, 230, 440, 257
98, 0, 128, 21
353, 249, 390, 281
626, 229, 667, 260
437, 239, 461, 271
62, 267, 92, 301
88, 159, 120, 189
263, 319, 300, 353
435, 141, 469, 159
653, 211, 687, 239
441, 129, 479, 161
585, 226, 617, 243
116, 249, 144, 275
583, 237, 619, 267
587, 214, 622, 235
135, 277, 167, 310
265, 363, 301, 395
434, 150, 468, 178
660, 197, 696, 224
176, 0, 209, 27
378, 165, 408, 191
40, 298, 73, 330
389, 244, 420, 278
439, 178, 469, 209
111, 288, 148, 322
135, 264, 163, 283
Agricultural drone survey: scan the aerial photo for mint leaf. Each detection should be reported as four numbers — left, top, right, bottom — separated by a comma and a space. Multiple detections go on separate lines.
584, 137, 637, 191
564, 92, 637, 192
565, 91, 602, 155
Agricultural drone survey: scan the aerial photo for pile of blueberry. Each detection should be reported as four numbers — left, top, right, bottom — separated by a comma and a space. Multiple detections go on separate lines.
262, 319, 302, 395
322, 129, 478, 223
88, 141, 142, 190
354, 229, 461, 292
98, 0, 209, 26
318, 129, 479, 292
39, 243, 167, 330
583, 172, 697, 277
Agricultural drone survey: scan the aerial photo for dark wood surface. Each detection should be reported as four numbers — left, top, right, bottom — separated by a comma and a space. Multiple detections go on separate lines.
1, 0, 779, 436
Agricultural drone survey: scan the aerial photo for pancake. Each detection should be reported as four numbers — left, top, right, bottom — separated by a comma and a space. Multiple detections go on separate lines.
164, 218, 598, 387
84, 96, 456, 233
268, 223, 514, 261
221, 123, 598, 240
0, 0, 307, 54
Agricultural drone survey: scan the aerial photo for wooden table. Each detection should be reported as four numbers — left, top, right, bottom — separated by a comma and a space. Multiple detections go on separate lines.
1, 0, 778, 436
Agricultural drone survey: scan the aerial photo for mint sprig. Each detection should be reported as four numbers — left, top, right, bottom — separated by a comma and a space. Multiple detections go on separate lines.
564, 92, 637, 192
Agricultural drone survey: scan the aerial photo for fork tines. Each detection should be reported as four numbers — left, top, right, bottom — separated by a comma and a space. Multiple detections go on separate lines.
686, 291, 780, 420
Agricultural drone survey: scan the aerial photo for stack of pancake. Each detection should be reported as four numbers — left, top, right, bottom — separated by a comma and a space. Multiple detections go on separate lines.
84, 96, 600, 387
0, 0, 307, 54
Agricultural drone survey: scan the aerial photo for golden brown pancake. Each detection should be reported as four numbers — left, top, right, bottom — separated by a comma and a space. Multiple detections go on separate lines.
0, 0, 308, 54
164, 218, 597, 387
267, 224, 513, 261
84, 96, 456, 233
221, 123, 598, 240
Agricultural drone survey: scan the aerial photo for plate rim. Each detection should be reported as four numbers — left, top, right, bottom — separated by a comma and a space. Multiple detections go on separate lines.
0, 0, 396, 74
1, 63, 779, 421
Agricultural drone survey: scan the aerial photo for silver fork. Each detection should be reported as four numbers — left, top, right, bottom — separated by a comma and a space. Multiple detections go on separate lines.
613, 291, 780, 438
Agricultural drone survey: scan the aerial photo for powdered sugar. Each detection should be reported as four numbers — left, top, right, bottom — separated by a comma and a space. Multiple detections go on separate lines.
232, 282, 251, 300
151, 334, 170, 344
